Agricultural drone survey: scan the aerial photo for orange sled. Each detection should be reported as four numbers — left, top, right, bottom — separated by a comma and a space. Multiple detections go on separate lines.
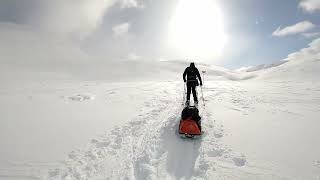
178, 106, 202, 137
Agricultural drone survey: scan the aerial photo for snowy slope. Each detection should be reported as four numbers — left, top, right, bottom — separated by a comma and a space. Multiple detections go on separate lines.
1, 27, 320, 179
247, 38, 320, 82
1, 57, 319, 180
255, 58, 320, 82
214, 38, 320, 179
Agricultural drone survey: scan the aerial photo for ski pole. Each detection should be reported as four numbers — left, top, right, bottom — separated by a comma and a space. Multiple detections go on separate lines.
182, 82, 186, 104
200, 86, 205, 106
201, 70, 206, 86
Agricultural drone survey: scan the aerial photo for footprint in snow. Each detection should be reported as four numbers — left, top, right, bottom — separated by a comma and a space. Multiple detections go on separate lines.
232, 154, 246, 167
68, 94, 94, 101
207, 149, 224, 157
314, 160, 320, 168
95, 141, 111, 148
214, 131, 223, 138
108, 91, 116, 94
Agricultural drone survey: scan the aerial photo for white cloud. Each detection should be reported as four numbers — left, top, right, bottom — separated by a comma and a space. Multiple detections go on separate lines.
119, 0, 144, 9
285, 37, 320, 61
28, 0, 117, 38
0, 22, 90, 70
0, 0, 144, 39
302, 32, 320, 38
112, 22, 130, 37
272, 21, 316, 37
299, 0, 320, 13
128, 53, 141, 60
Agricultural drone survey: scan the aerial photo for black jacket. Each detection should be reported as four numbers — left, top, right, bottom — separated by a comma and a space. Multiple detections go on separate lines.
183, 66, 202, 85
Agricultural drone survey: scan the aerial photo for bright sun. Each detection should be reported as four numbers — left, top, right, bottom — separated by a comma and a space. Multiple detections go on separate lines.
169, 0, 228, 60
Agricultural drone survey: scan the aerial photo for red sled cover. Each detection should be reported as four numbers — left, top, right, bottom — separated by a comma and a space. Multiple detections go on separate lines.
179, 118, 201, 135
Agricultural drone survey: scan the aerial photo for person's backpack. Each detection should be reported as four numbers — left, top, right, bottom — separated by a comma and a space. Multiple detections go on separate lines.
181, 106, 201, 122
187, 68, 197, 81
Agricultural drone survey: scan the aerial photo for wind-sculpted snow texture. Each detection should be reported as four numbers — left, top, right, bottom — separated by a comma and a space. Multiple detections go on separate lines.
43, 80, 320, 180
46, 82, 249, 180
1, 58, 320, 179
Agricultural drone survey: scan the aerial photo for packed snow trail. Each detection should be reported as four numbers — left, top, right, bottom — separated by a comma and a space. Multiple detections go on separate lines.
45, 81, 289, 180
46, 83, 189, 179
47, 82, 211, 180
1, 80, 319, 179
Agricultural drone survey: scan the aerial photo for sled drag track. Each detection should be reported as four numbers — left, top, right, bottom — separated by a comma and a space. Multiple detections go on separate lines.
46, 82, 188, 179
47, 82, 285, 180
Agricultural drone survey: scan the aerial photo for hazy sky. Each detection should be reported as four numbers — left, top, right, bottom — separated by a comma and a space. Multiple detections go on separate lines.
0, 0, 320, 68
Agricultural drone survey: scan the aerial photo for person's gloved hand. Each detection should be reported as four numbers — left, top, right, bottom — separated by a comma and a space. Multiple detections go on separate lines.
184, 79, 186, 83
200, 82, 203, 86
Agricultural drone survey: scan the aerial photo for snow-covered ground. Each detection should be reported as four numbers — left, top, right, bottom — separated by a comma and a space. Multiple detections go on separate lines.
1, 34, 320, 179
1, 57, 320, 180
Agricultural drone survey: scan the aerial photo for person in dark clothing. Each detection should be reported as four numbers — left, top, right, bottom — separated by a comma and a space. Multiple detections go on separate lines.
183, 62, 203, 105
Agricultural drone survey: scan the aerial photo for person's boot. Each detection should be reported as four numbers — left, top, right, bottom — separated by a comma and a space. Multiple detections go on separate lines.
185, 100, 190, 106
194, 100, 198, 106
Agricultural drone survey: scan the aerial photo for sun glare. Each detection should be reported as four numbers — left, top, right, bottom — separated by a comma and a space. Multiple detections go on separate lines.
169, 0, 228, 60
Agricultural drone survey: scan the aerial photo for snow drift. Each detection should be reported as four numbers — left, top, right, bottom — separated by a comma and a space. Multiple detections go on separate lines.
0, 24, 320, 180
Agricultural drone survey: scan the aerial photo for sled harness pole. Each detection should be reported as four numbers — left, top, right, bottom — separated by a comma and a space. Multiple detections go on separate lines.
183, 82, 187, 105
201, 70, 206, 106
201, 70, 206, 86
200, 85, 205, 107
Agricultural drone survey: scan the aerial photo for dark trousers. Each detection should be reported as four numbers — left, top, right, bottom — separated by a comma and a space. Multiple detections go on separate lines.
186, 83, 198, 102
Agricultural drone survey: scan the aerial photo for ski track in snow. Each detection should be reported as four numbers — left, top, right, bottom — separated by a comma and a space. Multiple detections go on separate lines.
44, 81, 298, 180
67, 94, 95, 102
45, 82, 255, 180
2, 81, 315, 179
